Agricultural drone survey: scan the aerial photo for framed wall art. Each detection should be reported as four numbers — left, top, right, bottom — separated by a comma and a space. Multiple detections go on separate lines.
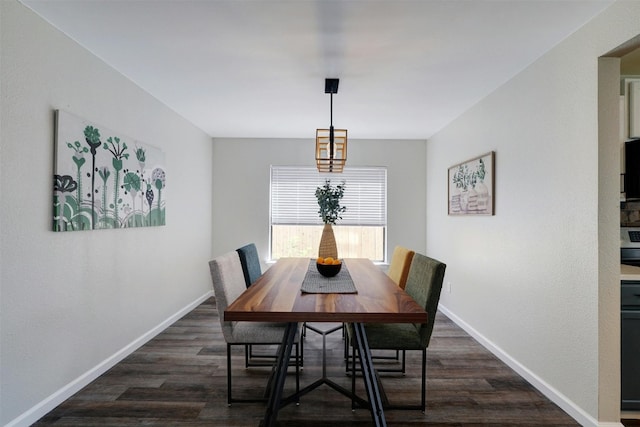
53, 110, 166, 231
448, 151, 494, 216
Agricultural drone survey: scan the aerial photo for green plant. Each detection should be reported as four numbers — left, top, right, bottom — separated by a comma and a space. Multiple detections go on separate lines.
315, 179, 346, 225
452, 158, 487, 191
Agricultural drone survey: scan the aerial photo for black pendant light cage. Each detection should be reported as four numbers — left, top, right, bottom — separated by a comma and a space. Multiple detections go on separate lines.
316, 78, 347, 173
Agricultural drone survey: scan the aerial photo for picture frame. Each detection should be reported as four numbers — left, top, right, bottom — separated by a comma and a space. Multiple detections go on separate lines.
53, 110, 167, 231
448, 151, 495, 216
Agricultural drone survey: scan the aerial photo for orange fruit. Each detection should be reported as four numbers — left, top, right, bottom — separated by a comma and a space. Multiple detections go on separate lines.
316, 257, 324, 264
332, 259, 341, 265
324, 257, 334, 264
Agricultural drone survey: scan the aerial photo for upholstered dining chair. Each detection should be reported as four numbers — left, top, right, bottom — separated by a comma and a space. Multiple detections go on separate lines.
387, 245, 415, 290
209, 251, 301, 405
344, 246, 415, 364
376, 245, 416, 362
348, 252, 446, 412
235, 243, 299, 367
236, 243, 268, 364
236, 243, 262, 288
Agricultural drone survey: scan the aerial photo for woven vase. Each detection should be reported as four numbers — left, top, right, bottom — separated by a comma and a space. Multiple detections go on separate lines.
318, 224, 338, 259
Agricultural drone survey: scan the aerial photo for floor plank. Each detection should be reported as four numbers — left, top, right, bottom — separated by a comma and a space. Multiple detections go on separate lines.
30, 297, 615, 426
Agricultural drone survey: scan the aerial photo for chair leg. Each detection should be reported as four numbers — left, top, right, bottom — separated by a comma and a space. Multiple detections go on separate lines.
345, 336, 350, 373
295, 342, 300, 403
344, 329, 348, 361
421, 348, 426, 413
351, 340, 357, 410
231, 342, 299, 405
227, 343, 233, 406
349, 346, 427, 412
300, 331, 304, 368
244, 325, 304, 369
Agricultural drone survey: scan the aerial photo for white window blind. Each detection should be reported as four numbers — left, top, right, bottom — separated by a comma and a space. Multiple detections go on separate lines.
270, 166, 387, 226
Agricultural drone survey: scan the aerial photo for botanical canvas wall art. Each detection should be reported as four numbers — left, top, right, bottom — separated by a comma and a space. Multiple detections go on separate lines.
53, 110, 166, 231
448, 151, 494, 216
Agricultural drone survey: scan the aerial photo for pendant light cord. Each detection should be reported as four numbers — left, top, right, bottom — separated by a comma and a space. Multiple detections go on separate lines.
329, 92, 334, 158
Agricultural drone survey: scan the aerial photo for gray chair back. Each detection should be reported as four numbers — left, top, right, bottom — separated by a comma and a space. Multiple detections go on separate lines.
236, 243, 262, 287
404, 253, 446, 347
209, 251, 247, 342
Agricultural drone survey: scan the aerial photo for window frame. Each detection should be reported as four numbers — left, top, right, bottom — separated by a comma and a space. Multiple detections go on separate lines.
269, 166, 387, 262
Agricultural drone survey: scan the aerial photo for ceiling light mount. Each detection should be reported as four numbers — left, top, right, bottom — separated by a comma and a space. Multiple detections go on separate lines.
325, 78, 339, 94
316, 78, 347, 173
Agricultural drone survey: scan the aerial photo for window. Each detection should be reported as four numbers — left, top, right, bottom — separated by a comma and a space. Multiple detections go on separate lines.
270, 166, 387, 261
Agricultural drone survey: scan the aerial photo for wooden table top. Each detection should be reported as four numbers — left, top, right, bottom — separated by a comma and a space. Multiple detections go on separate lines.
225, 257, 428, 323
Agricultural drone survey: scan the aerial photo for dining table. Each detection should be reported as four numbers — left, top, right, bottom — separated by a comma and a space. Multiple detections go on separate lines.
224, 257, 428, 427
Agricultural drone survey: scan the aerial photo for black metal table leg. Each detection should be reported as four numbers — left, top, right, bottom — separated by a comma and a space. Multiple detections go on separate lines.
261, 321, 382, 426
352, 322, 387, 427
262, 322, 298, 427
279, 324, 369, 409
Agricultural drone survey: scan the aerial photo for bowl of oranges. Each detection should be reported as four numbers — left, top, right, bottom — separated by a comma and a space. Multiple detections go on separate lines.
316, 256, 342, 277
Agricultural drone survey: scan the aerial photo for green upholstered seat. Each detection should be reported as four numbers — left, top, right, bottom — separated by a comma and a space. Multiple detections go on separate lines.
345, 246, 415, 366
349, 252, 446, 412
366, 253, 445, 350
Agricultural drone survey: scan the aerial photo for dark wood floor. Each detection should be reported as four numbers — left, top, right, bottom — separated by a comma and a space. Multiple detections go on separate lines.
31, 297, 627, 426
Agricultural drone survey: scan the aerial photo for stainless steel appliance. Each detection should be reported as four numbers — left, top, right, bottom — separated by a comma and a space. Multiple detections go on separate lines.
621, 227, 640, 266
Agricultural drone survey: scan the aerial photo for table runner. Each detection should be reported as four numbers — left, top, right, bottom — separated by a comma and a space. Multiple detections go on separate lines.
300, 259, 357, 294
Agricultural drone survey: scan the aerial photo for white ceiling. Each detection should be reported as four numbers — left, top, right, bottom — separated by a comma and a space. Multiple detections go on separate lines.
20, 0, 614, 140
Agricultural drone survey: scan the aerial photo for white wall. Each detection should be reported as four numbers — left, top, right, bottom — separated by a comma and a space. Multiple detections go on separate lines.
426, 1, 640, 425
0, 2, 214, 425
211, 138, 426, 268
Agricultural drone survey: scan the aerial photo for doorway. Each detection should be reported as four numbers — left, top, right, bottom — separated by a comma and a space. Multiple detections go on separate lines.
600, 36, 640, 425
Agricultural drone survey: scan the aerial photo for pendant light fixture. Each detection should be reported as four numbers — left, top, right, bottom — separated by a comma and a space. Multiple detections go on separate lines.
316, 78, 347, 173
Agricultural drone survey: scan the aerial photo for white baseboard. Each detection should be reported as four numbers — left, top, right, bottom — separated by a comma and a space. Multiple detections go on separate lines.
437, 305, 624, 427
5, 291, 214, 427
